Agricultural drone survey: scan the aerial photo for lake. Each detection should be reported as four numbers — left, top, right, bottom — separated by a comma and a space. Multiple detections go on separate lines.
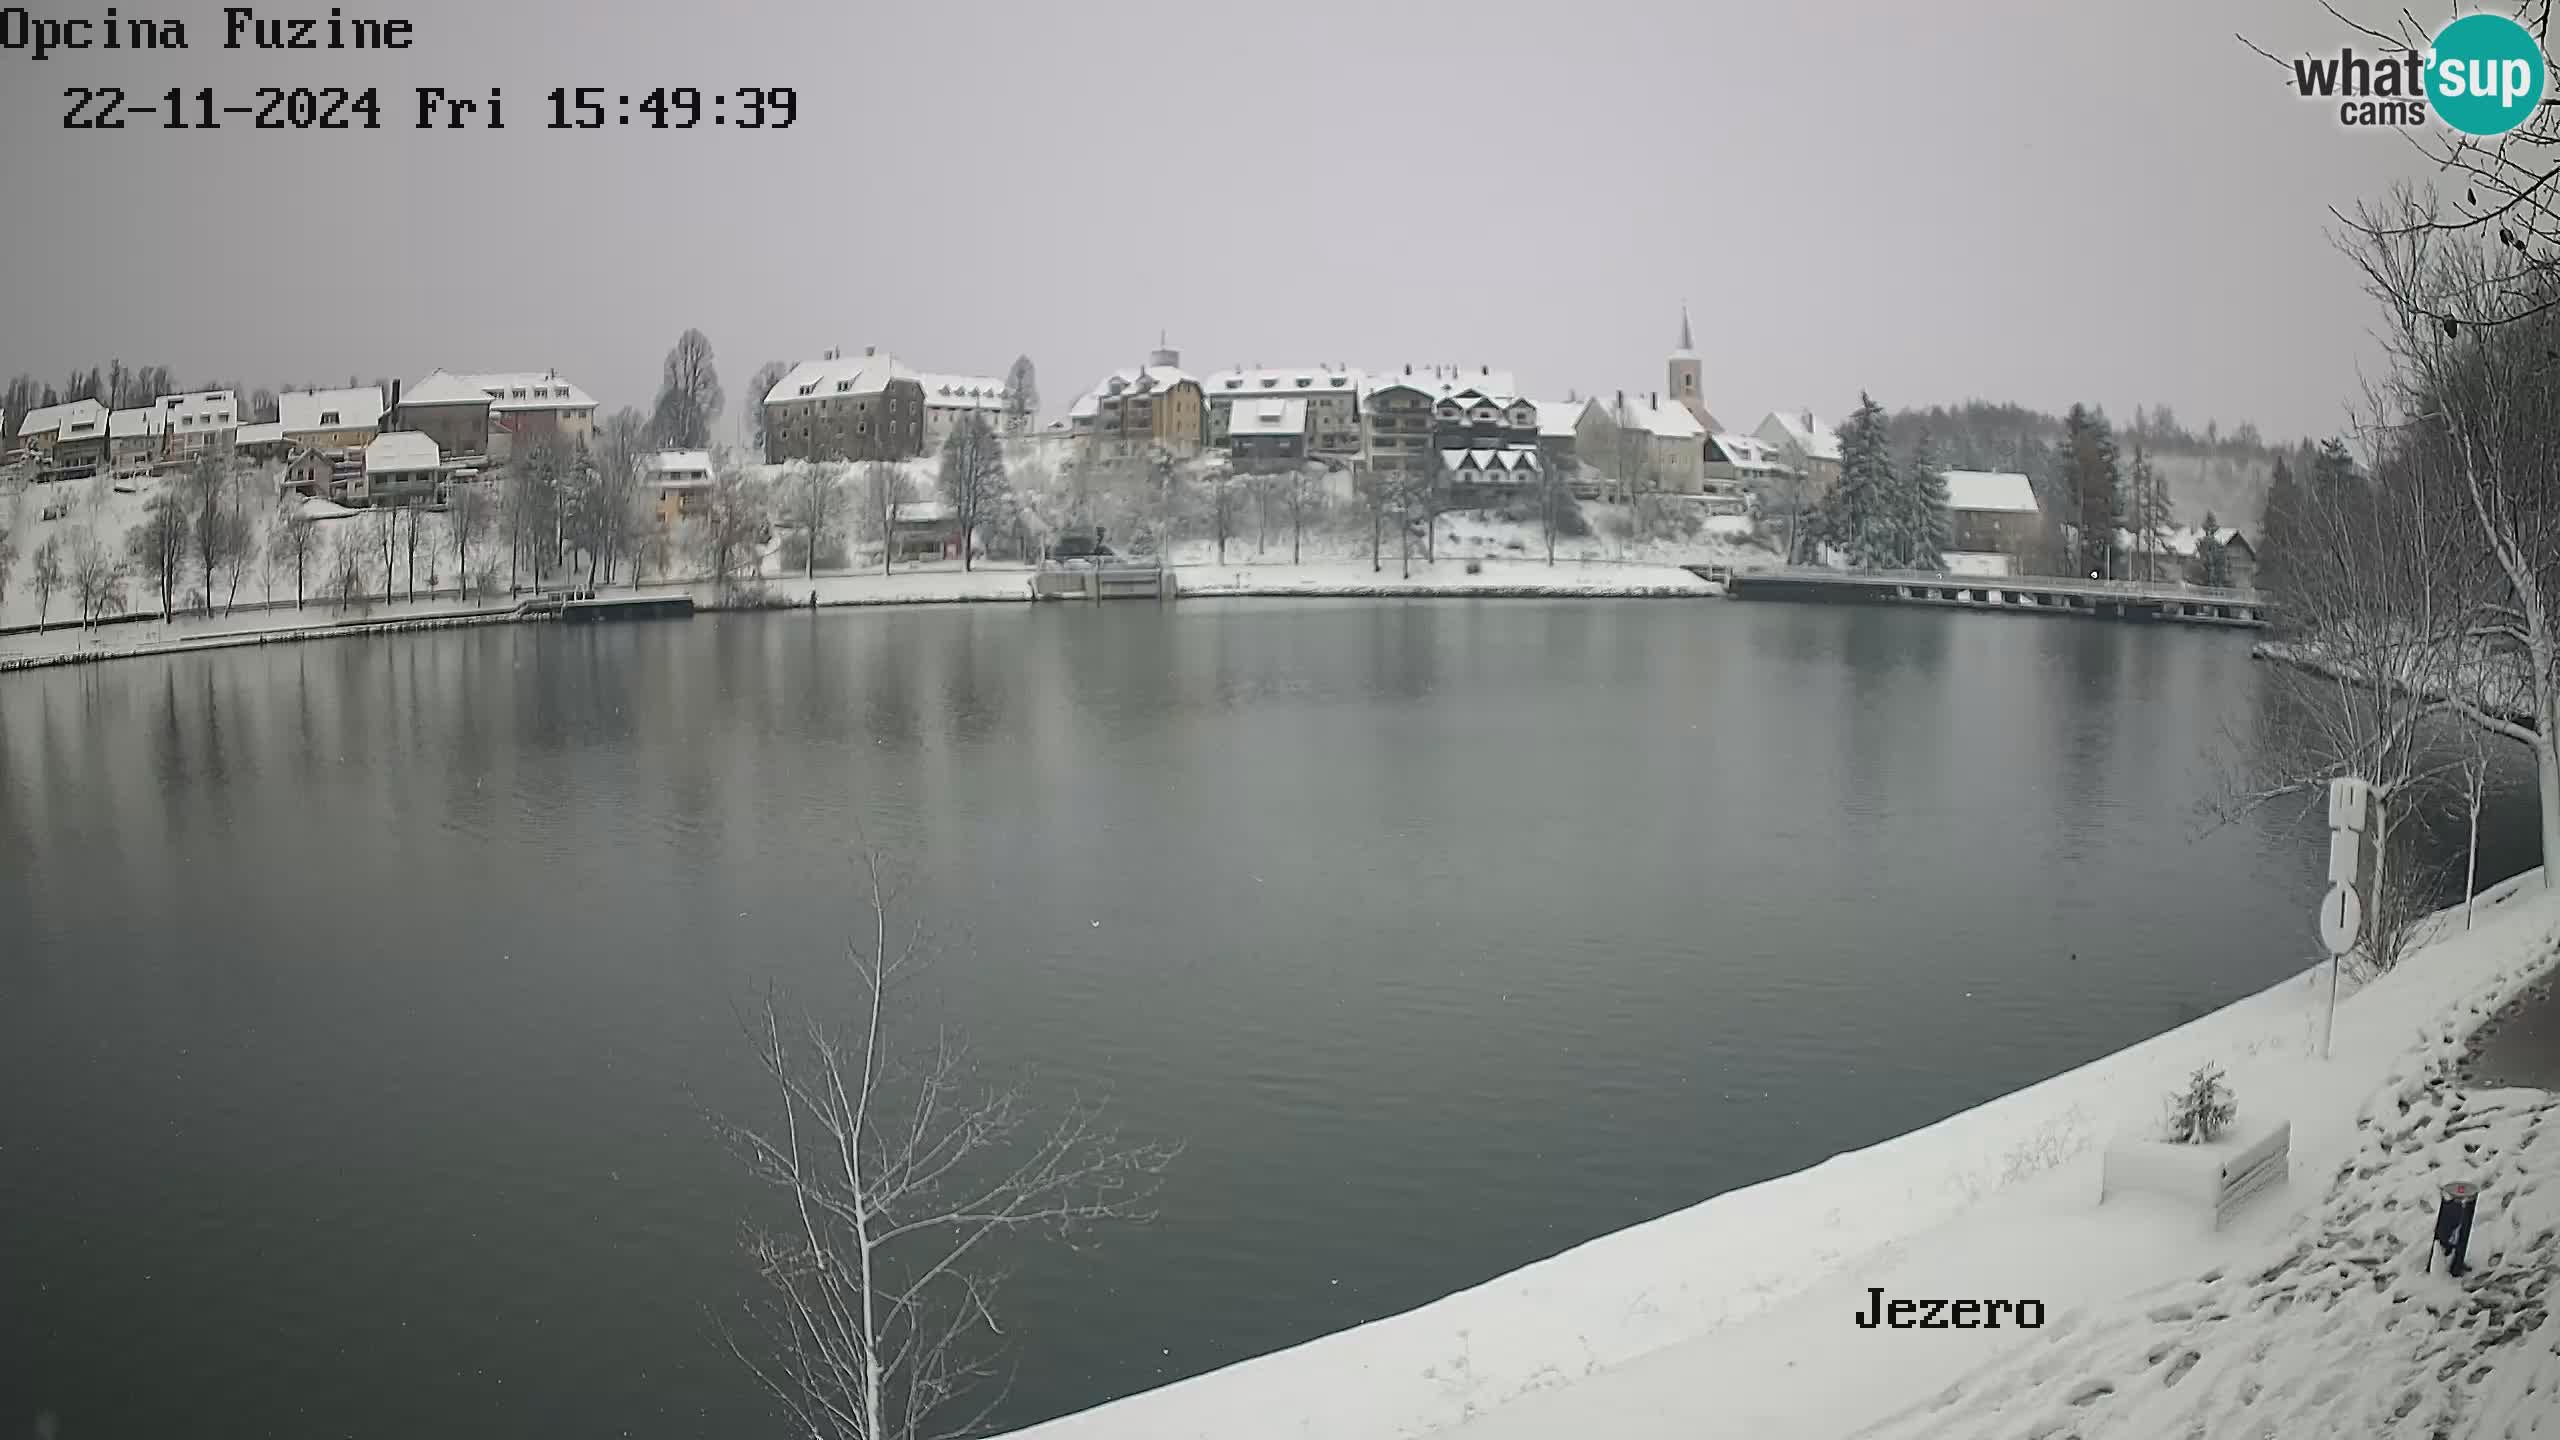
1, 599, 2533, 1437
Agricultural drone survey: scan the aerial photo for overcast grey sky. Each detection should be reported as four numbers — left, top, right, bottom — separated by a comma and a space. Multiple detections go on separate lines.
0, 0, 2434, 445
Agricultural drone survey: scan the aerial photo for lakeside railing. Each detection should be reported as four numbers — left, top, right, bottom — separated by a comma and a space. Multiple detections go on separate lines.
1748, 565, 2268, 607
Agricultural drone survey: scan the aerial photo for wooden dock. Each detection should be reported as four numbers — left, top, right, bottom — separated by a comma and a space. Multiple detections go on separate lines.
1032, 563, 1174, 602
1713, 567, 2270, 629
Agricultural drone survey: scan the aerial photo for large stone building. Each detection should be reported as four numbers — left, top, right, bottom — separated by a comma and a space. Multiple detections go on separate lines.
763, 348, 927, 464
1204, 366, 1365, 457
1067, 344, 1204, 461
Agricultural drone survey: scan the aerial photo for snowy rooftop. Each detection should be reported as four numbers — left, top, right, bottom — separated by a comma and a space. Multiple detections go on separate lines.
460, 372, 594, 412
1708, 433, 1787, 471
364, 432, 441, 471
158, 391, 237, 428
16, 398, 107, 440
1757, 409, 1843, 462
1206, 366, 1364, 398
1365, 367, 1524, 406
893, 500, 954, 525
399, 370, 492, 408
109, 407, 166, 440
1604, 395, 1705, 440
1440, 447, 1542, 473
914, 373, 1011, 410
297, 495, 360, 522
1070, 364, 1200, 420
1536, 400, 1595, 438
280, 388, 386, 434
233, 421, 285, 448
769, 351, 916, 407
641, 449, 713, 478
1228, 398, 1309, 437
1942, 470, 2039, 515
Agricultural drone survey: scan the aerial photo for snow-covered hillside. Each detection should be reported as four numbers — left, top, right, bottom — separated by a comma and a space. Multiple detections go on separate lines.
996, 874, 2560, 1440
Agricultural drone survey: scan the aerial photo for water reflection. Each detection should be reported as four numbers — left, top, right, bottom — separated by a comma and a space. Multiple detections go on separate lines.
0, 601, 2537, 1440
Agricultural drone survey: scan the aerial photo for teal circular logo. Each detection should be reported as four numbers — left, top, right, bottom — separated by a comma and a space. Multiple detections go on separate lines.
2429, 12, 2547, 136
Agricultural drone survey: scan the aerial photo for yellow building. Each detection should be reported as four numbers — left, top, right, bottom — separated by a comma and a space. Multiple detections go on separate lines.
280, 387, 387, 452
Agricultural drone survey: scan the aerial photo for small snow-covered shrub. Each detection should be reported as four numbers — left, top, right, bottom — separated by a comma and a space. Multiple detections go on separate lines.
1464, 558, 1483, 575
2162, 1063, 2236, 1144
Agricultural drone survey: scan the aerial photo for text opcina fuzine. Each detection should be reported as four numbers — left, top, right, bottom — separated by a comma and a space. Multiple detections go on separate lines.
0, 7, 416, 62
1853, 1288, 2045, 1330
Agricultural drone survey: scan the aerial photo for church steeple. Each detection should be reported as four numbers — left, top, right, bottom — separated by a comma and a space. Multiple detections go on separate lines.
1668, 303, 1716, 431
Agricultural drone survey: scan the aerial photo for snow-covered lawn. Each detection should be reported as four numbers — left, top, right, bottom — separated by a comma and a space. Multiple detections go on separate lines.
995, 873, 2560, 1440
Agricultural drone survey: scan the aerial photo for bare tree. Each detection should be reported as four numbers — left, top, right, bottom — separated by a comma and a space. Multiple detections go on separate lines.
69, 528, 126, 628
2285, 6, 2560, 337
327, 528, 370, 613
29, 535, 62, 625
694, 463, 773, 596
748, 362, 792, 454
449, 483, 492, 599
178, 453, 237, 617
276, 512, 318, 609
863, 462, 907, 577
1287, 462, 1317, 566
785, 462, 848, 580
715, 855, 1175, 1440
2355, 191, 2560, 885
0, 509, 16, 604
371, 506, 397, 604
937, 417, 1007, 573
653, 328, 725, 450
126, 492, 188, 621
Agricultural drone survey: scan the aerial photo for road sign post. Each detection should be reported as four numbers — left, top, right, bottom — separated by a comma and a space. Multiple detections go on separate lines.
2319, 777, 2371, 1060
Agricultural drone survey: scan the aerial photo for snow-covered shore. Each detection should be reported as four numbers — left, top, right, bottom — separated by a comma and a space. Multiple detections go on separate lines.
0, 559, 1722, 673
994, 871, 2560, 1440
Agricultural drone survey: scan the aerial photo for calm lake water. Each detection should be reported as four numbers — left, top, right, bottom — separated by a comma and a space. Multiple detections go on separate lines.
1, 600, 2536, 1437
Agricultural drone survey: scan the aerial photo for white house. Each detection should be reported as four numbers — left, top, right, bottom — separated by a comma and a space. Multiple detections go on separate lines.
913, 372, 1015, 452
158, 390, 239, 459
642, 449, 715, 525
360, 431, 443, 507
1754, 410, 1842, 497
280, 387, 388, 450
108, 406, 167, 474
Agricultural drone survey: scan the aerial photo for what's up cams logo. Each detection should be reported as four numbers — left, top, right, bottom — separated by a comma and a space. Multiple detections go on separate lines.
2291, 11, 2548, 133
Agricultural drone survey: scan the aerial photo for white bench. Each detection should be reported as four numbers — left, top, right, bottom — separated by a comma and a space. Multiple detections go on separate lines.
2100, 1120, 2290, 1229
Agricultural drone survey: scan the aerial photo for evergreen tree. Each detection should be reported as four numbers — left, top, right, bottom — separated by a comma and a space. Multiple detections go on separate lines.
2310, 435, 2358, 493
2195, 508, 2231, 588
2124, 439, 2175, 581
1814, 393, 1896, 568
2055, 404, 2122, 578
1897, 428, 1953, 570
2257, 452, 2303, 593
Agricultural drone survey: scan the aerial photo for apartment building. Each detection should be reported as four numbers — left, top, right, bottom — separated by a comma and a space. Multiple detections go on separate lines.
763, 348, 927, 464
